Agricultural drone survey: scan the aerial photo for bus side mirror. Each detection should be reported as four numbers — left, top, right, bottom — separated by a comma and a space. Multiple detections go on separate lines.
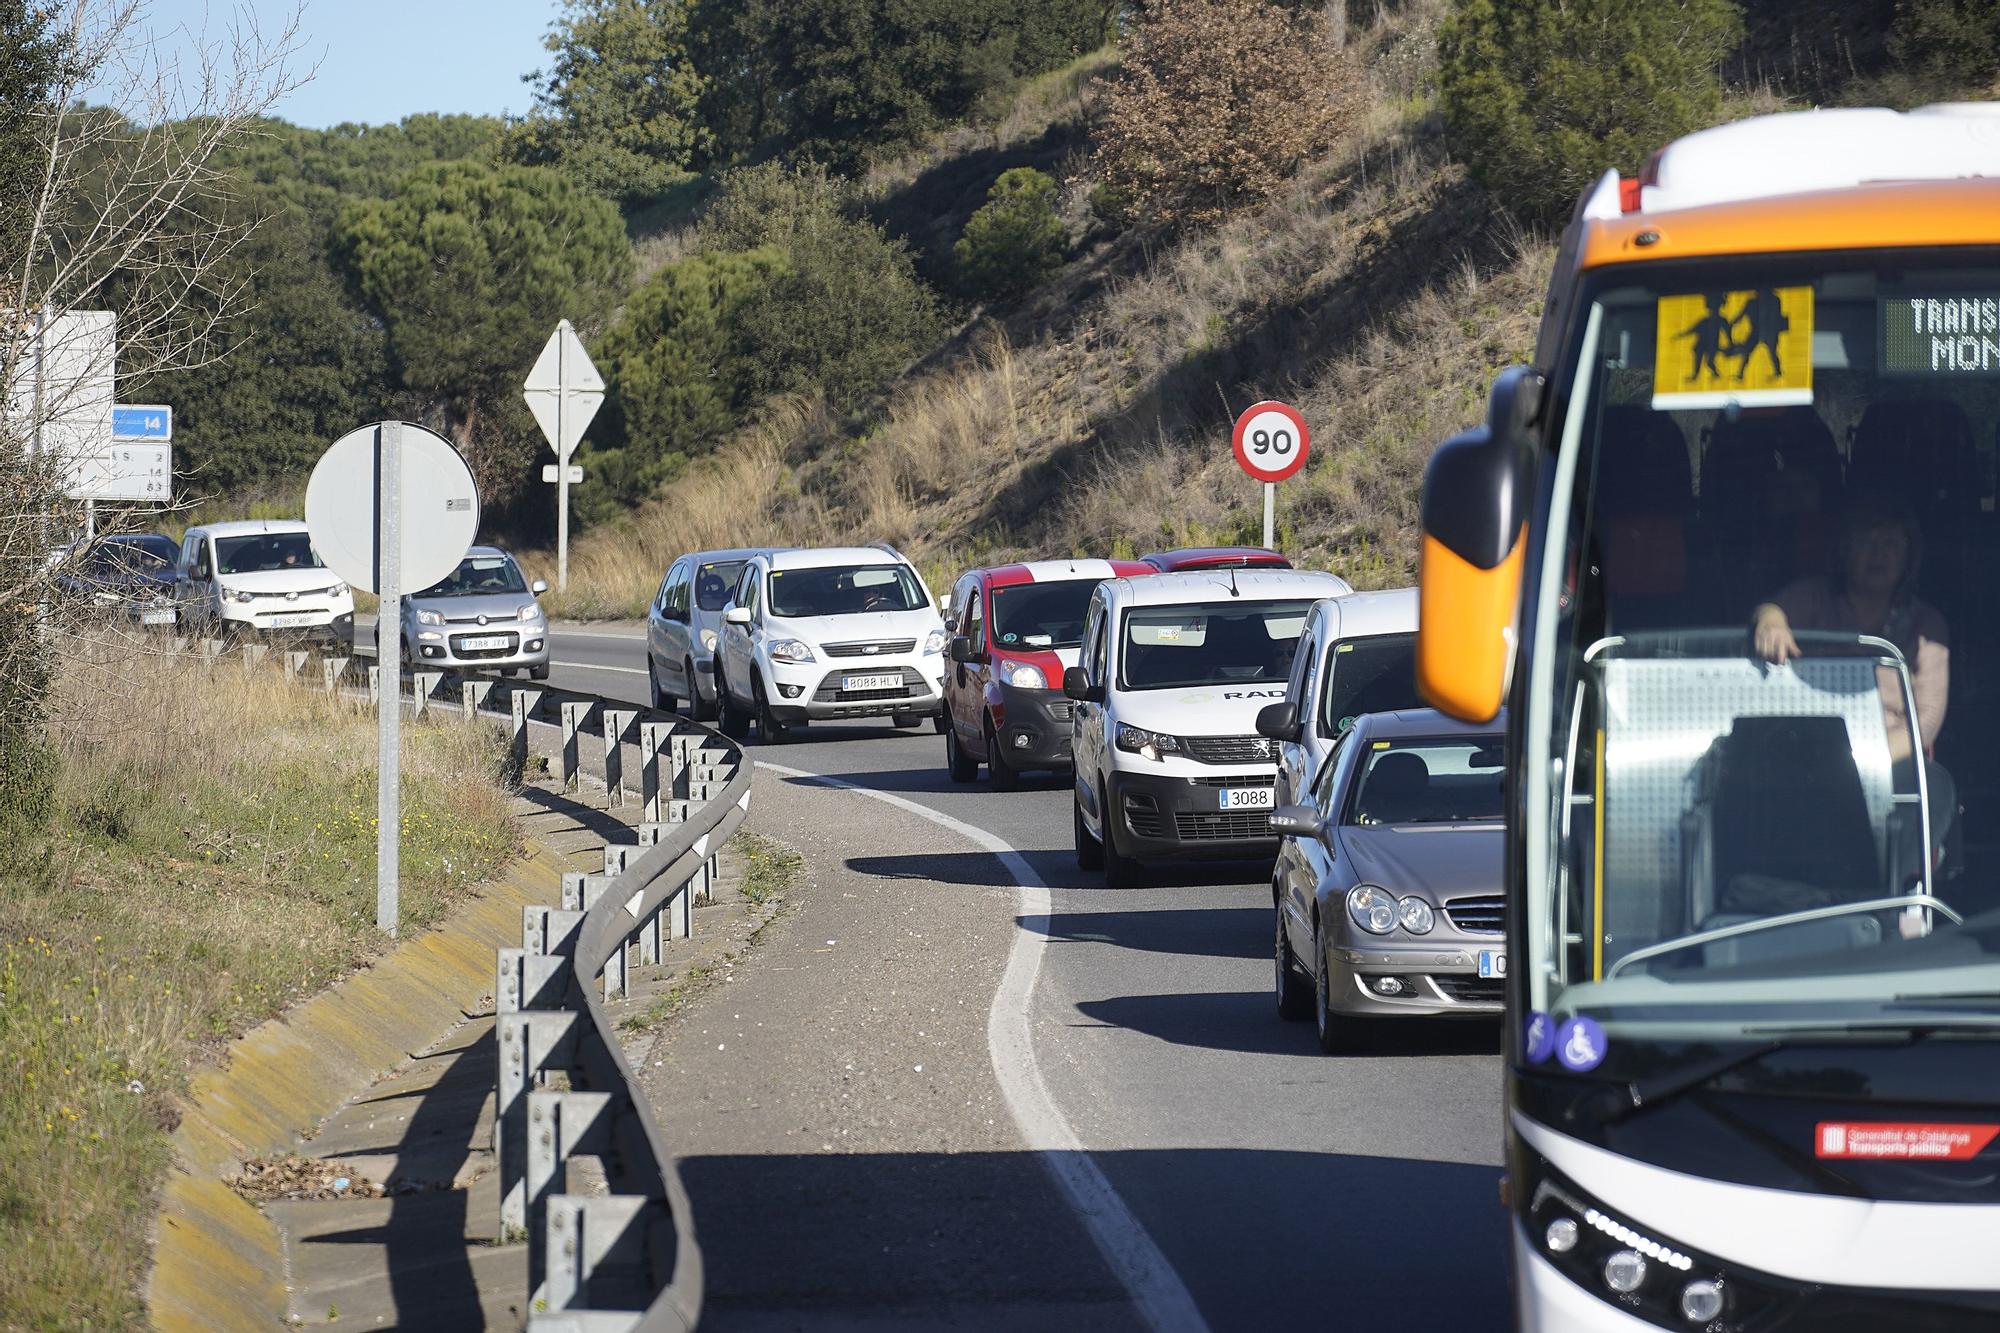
1417, 364, 1541, 724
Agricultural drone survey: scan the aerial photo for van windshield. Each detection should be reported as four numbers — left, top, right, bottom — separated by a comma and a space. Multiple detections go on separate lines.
992, 579, 1094, 649
1120, 600, 1311, 690
215, 533, 325, 575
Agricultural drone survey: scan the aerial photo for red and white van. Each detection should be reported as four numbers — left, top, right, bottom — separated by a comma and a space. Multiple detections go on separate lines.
942, 558, 1153, 788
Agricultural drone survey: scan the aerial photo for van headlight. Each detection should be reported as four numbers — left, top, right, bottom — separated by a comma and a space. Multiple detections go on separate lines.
1346, 885, 1400, 934
1114, 722, 1181, 762
229, 589, 254, 604
1522, 1152, 1794, 1331
324, 582, 348, 598
922, 628, 947, 655
1001, 660, 1046, 689
768, 638, 816, 664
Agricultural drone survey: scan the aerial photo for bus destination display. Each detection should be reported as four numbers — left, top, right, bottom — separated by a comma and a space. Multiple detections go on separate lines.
1884, 294, 2000, 375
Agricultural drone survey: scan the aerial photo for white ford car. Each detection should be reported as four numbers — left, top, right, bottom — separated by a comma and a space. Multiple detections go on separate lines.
1064, 568, 1352, 886
714, 545, 948, 742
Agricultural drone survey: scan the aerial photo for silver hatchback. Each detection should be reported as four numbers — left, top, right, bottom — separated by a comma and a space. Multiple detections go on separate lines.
384, 546, 551, 677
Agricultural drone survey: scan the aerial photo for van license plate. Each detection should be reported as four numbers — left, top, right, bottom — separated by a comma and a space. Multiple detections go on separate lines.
1478, 951, 1507, 979
460, 634, 510, 650
266, 613, 318, 629
844, 672, 901, 691
1220, 786, 1274, 810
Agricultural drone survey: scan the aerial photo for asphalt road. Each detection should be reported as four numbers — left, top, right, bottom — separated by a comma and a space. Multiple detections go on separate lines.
550, 625, 1511, 1331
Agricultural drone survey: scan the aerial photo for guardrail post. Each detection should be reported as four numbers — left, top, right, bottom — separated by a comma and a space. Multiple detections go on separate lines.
200, 637, 224, 664
526, 1090, 616, 1293
282, 649, 308, 678
323, 656, 348, 695
670, 735, 696, 798
497, 1011, 580, 1235
638, 722, 671, 823
412, 669, 442, 717
561, 873, 610, 913
497, 947, 571, 1015
524, 906, 588, 958
240, 641, 268, 670
539, 1194, 649, 1315
367, 663, 381, 705
461, 677, 494, 723
601, 708, 635, 808
510, 688, 531, 773
560, 701, 592, 791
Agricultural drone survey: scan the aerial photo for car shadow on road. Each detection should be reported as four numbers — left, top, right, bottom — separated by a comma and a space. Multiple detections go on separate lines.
771, 762, 1072, 798
1073, 989, 1503, 1059
1032, 906, 1273, 960
682, 1147, 1508, 1333
840, 849, 1273, 895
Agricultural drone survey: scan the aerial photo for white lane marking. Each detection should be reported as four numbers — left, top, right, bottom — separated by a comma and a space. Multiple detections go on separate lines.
756, 760, 1210, 1333
551, 659, 648, 675
549, 627, 647, 642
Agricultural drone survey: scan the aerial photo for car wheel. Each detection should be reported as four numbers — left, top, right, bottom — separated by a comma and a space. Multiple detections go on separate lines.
1101, 776, 1143, 888
753, 676, 790, 744
650, 656, 674, 711
1314, 915, 1373, 1055
1275, 900, 1311, 1021
891, 711, 921, 729
932, 709, 949, 735
716, 665, 750, 740
529, 664, 550, 682
945, 723, 977, 783
685, 659, 714, 723
1073, 792, 1104, 871
985, 720, 1019, 792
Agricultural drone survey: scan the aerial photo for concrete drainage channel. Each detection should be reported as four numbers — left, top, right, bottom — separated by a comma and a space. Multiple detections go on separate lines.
159, 636, 752, 1332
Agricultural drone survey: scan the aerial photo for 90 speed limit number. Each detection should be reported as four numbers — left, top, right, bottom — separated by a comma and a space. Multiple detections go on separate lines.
1231, 400, 1311, 483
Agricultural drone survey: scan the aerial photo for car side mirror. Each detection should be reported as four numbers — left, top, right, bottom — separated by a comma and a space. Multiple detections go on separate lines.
1255, 700, 1300, 743
1062, 667, 1103, 703
531, 579, 548, 595
725, 605, 752, 626
1269, 804, 1325, 840
1417, 364, 1541, 724
949, 635, 976, 664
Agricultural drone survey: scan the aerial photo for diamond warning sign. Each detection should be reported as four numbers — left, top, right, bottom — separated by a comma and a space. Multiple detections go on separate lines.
1815, 1121, 1999, 1161
1653, 285, 1815, 410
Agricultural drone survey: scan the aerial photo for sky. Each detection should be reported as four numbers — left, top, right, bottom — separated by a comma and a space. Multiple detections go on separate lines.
106, 0, 557, 128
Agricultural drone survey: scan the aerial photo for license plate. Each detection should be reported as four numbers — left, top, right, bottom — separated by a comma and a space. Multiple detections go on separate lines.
1478, 950, 1508, 979
460, 634, 511, 650
843, 672, 902, 691
137, 608, 176, 625
266, 613, 319, 629
1220, 786, 1274, 810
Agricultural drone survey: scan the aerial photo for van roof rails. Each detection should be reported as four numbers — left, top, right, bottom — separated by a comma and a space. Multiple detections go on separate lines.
869, 541, 906, 561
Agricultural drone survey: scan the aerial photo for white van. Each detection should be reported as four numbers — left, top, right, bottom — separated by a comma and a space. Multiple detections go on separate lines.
1256, 587, 1420, 809
174, 520, 356, 648
1063, 568, 1351, 886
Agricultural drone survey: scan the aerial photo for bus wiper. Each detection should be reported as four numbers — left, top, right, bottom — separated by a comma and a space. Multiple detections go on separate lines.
1581, 1040, 1786, 1125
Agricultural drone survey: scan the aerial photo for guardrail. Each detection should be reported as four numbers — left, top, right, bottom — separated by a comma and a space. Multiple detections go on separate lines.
132, 634, 748, 1331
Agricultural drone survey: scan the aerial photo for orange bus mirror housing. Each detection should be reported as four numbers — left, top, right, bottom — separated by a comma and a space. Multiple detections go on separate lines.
1417, 365, 1542, 723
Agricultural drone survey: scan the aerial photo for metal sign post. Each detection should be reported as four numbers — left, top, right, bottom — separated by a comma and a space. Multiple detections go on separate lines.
1231, 400, 1313, 551
523, 320, 604, 591
375, 422, 402, 935
306, 420, 480, 936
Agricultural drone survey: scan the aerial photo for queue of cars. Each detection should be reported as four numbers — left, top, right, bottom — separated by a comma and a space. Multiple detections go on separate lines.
645, 538, 1506, 1054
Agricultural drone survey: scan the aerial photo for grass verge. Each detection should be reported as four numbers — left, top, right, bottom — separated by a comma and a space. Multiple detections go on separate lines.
619, 831, 802, 1032
0, 648, 518, 1328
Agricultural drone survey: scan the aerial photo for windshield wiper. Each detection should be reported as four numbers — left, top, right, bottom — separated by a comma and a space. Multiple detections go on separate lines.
1581, 1040, 1787, 1125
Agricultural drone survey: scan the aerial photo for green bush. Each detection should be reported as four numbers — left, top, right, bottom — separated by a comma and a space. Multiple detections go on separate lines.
954, 167, 1065, 299
1890, 0, 2000, 87
1438, 0, 1744, 228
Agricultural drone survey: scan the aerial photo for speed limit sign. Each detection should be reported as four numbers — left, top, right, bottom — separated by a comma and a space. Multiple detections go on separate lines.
1231, 401, 1311, 482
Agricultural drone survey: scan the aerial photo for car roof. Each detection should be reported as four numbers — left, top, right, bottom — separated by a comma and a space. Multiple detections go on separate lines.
685, 548, 773, 565
188, 519, 311, 538
1350, 707, 1507, 741
1320, 587, 1418, 636
1140, 546, 1291, 569
1104, 568, 1350, 607
768, 546, 907, 571
980, 558, 1154, 589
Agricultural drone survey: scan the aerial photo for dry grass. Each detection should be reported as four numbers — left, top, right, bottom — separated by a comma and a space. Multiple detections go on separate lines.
0, 646, 517, 1328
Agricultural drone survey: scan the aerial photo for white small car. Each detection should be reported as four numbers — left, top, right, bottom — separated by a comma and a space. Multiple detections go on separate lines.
1064, 568, 1352, 886
1257, 587, 1420, 809
174, 520, 355, 648
714, 545, 948, 741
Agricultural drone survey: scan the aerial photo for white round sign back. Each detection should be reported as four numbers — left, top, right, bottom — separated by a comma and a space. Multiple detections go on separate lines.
305, 421, 480, 595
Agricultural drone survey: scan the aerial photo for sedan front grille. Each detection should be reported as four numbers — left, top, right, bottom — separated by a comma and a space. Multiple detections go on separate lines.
1443, 894, 1505, 936
1433, 975, 1504, 1004
1172, 810, 1274, 841
1181, 734, 1278, 766
823, 639, 916, 658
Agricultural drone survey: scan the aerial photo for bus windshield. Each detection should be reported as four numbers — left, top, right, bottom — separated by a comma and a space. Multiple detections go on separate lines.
1522, 254, 2000, 1061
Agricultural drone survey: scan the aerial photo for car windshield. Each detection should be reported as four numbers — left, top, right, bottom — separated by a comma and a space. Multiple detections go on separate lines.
991, 580, 1095, 649
1120, 600, 1311, 690
695, 560, 747, 611
215, 532, 324, 575
82, 537, 176, 576
1346, 738, 1505, 826
1322, 632, 1419, 735
1518, 253, 2000, 1065
768, 563, 925, 617
418, 554, 526, 597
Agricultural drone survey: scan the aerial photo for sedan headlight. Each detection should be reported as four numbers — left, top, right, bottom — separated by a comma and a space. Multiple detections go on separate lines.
1397, 897, 1435, 934
922, 628, 947, 655
517, 603, 541, 622
1001, 659, 1046, 689
229, 589, 255, 604
1346, 885, 1400, 935
768, 638, 816, 664
415, 608, 444, 626
699, 629, 718, 653
1115, 722, 1182, 762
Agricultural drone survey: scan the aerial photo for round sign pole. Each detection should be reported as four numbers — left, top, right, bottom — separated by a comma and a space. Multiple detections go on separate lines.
1231, 400, 1311, 552
376, 422, 402, 935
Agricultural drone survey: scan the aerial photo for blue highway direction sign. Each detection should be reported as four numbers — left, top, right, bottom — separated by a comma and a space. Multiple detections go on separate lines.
111, 404, 172, 441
